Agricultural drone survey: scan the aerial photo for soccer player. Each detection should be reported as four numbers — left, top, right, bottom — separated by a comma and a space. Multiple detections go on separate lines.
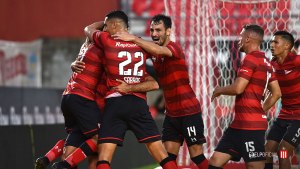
265, 31, 300, 169
35, 37, 106, 169
49, 48, 160, 169
37, 37, 159, 169
85, 11, 178, 169
209, 24, 282, 169
113, 14, 209, 168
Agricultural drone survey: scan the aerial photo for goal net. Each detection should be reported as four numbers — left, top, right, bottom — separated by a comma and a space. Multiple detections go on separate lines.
164, 0, 300, 167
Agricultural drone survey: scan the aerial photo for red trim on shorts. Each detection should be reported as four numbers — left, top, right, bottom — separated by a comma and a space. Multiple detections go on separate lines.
229, 148, 239, 154
98, 137, 123, 142
139, 135, 161, 142
83, 128, 98, 135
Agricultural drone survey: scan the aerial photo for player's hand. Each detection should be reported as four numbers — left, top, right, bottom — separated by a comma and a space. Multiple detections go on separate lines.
211, 86, 221, 102
71, 60, 85, 73
112, 79, 131, 93
112, 31, 136, 42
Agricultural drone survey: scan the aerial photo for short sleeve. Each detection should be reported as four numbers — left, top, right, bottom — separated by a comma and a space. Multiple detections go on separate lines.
92, 31, 106, 49
294, 55, 300, 66
269, 66, 277, 82
166, 42, 185, 59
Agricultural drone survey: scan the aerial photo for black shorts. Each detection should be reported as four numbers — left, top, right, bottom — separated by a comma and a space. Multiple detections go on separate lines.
98, 95, 161, 146
61, 94, 101, 138
215, 127, 266, 162
267, 118, 300, 147
162, 113, 206, 146
65, 126, 88, 147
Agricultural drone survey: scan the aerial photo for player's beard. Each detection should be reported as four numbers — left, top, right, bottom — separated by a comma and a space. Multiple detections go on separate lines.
159, 35, 168, 46
152, 34, 167, 46
270, 49, 276, 56
238, 43, 244, 52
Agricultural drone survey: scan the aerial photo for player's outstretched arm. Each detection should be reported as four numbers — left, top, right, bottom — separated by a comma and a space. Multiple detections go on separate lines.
113, 32, 173, 57
112, 76, 159, 93
262, 80, 281, 112
84, 21, 105, 42
211, 77, 249, 102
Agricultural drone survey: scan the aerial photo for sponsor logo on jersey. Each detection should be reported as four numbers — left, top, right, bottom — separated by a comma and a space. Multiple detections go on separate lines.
124, 77, 141, 84
240, 69, 249, 72
284, 70, 292, 74
115, 42, 138, 48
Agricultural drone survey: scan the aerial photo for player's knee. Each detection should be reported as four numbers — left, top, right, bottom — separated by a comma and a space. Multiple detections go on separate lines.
265, 140, 279, 152
188, 144, 204, 157
208, 155, 222, 167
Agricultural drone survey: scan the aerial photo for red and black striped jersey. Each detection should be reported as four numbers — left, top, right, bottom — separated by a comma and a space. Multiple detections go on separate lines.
271, 52, 300, 120
63, 43, 104, 101
93, 31, 150, 100
151, 41, 201, 117
230, 51, 276, 130
95, 73, 108, 111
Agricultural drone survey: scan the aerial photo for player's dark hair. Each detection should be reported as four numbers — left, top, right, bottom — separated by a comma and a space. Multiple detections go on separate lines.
106, 10, 129, 28
274, 31, 295, 49
151, 14, 172, 29
243, 24, 264, 40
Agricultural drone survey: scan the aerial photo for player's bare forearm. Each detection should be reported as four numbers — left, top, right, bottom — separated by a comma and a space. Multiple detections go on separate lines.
113, 32, 172, 57
212, 85, 239, 99
113, 76, 159, 93
211, 77, 249, 101
84, 21, 104, 42
221, 77, 249, 95
131, 75, 159, 92
262, 80, 281, 112
133, 37, 172, 57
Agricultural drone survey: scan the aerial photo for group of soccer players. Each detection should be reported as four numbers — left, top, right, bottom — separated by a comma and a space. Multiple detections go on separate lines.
34, 10, 300, 169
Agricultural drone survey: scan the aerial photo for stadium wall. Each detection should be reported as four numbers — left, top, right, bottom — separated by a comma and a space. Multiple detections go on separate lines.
0, 0, 120, 41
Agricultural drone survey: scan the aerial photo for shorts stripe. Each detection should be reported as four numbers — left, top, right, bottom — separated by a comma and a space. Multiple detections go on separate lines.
99, 137, 123, 142
139, 135, 161, 142
83, 128, 98, 135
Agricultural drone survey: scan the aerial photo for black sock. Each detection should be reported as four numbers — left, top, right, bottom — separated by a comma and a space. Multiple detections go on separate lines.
191, 154, 206, 164
167, 152, 177, 161
62, 161, 71, 168
208, 165, 223, 169
53, 161, 71, 168
96, 160, 110, 166
80, 140, 96, 156
159, 157, 172, 167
